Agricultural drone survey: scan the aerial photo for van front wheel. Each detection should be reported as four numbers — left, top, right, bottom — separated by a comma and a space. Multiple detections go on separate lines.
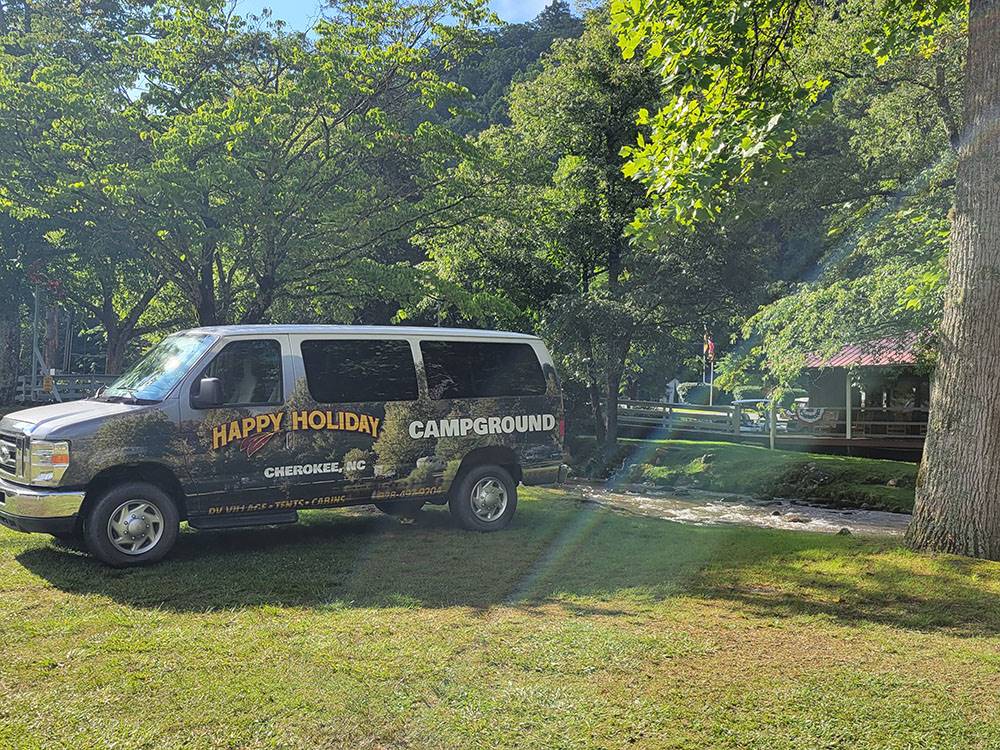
83, 482, 180, 567
449, 465, 517, 532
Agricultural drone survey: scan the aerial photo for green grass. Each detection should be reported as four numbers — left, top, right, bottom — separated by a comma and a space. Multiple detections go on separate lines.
576, 438, 918, 513
3, 487, 1000, 749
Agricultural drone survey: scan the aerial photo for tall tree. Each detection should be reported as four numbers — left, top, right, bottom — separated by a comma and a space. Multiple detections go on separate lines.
0, 0, 174, 371
0, 0, 492, 339
906, 0, 1000, 558
613, 0, 1000, 559
0, 218, 33, 400
436, 0, 584, 134
716, 0, 963, 390
119, 0, 491, 326
419, 13, 767, 447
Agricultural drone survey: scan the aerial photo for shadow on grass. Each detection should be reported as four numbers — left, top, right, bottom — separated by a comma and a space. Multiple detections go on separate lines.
16, 491, 1000, 635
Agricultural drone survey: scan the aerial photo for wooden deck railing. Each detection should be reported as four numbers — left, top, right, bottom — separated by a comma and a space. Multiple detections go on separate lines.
783, 406, 928, 438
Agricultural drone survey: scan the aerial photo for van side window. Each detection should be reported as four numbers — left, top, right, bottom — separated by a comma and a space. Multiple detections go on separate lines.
421, 341, 546, 399
301, 339, 418, 403
198, 339, 283, 406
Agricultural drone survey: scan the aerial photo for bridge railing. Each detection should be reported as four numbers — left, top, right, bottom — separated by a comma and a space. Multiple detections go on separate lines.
16, 374, 118, 403
615, 399, 929, 441
615, 400, 745, 436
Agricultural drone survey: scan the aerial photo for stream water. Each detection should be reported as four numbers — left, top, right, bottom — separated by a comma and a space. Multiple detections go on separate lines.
576, 484, 911, 537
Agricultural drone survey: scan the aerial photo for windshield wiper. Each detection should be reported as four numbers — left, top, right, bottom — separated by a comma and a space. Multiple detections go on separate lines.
102, 386, 160, 405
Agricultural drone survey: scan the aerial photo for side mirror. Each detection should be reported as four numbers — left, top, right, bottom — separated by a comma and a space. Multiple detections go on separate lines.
192, 377, 223, 409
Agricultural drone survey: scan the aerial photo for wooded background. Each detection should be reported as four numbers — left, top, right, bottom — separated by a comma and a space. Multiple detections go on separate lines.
0, 0, 964, 447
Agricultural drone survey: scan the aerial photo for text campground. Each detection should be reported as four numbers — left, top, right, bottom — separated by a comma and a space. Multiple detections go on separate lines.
408, 413, 556, 439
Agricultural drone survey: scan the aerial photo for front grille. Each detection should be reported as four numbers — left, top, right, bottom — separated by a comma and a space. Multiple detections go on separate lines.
0, 436, 17, 475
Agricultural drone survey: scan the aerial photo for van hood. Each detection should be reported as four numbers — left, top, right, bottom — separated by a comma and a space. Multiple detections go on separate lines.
0, 399, 156, 440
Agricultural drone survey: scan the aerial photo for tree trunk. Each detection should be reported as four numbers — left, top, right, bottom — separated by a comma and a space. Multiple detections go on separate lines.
195, 235, 220, 326
588, 378, 606, 444
44, 304, 59, 372
602, 333, 633, 450
105, 328, 127, 376
604, 372, 620, 450
906, 0, 1000, 559
0, 310, 21, 404
196, 265, 219, 327
240, 272, 276, 324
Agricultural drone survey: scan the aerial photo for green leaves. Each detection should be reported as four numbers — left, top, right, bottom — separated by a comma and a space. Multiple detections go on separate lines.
862, 0, 963, 65
612, 0, 965, 229
0, 0, 498, 329
612, 0, 825, 225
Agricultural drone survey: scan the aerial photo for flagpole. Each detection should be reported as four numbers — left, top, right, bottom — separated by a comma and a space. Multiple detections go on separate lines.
702, 327, 707, 385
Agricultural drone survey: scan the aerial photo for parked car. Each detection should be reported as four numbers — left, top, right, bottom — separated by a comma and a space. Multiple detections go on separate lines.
0, 326, 567, 566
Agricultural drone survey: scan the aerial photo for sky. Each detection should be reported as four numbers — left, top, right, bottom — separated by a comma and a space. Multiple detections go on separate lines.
235, 0, 552, 29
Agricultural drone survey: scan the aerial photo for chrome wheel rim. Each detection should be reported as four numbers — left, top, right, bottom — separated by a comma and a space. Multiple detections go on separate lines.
107, 499, 164, 556
470, 477, 508, 522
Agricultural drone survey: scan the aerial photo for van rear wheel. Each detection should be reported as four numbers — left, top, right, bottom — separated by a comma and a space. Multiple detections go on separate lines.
83, 482, 180, 567
449, 465, 517, 531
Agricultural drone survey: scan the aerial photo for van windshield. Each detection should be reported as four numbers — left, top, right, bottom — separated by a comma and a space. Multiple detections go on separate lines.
101, 333, 216, 403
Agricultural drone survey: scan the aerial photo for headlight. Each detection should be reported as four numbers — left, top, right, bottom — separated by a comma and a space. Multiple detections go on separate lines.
28, 440, 70, 486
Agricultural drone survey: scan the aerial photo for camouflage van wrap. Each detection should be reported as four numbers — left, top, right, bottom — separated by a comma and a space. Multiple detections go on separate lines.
191, 369, 563, 518
0, 326, 565, 536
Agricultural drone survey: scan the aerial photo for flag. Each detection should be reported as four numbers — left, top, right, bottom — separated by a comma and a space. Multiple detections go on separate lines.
703, 332, 715, 363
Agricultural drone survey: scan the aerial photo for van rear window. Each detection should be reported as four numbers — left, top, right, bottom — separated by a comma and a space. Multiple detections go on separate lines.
420, 341, 546, 399
301, 339, 418, 403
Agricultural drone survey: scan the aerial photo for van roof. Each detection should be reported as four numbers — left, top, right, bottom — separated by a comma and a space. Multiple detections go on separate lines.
184, 324, 540, 341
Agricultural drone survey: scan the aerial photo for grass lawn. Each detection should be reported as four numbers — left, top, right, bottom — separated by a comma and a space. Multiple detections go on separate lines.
576, 438, 918, 513
3, 487, 1000, 749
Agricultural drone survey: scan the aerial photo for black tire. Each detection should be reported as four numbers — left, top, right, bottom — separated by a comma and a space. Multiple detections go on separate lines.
374, 499, 426, 517
83, 481, 180, 567
448, 464, 517, 532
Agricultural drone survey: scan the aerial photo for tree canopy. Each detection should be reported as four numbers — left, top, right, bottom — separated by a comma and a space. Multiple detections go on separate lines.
0, 0, 975, 476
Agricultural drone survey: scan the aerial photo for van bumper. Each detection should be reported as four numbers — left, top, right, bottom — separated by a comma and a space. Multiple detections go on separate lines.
0, 477, 84, 535
522, 462, 570, 486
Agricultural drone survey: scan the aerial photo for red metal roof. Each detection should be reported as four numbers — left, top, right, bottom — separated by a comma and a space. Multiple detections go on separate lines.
804, 335, 920, 368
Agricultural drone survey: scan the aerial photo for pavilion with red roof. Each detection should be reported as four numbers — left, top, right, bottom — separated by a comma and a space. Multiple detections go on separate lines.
794, 334, 929, 443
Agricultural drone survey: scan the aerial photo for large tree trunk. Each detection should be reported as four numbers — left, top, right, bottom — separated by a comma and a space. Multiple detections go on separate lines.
906, 0, 1000, 559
